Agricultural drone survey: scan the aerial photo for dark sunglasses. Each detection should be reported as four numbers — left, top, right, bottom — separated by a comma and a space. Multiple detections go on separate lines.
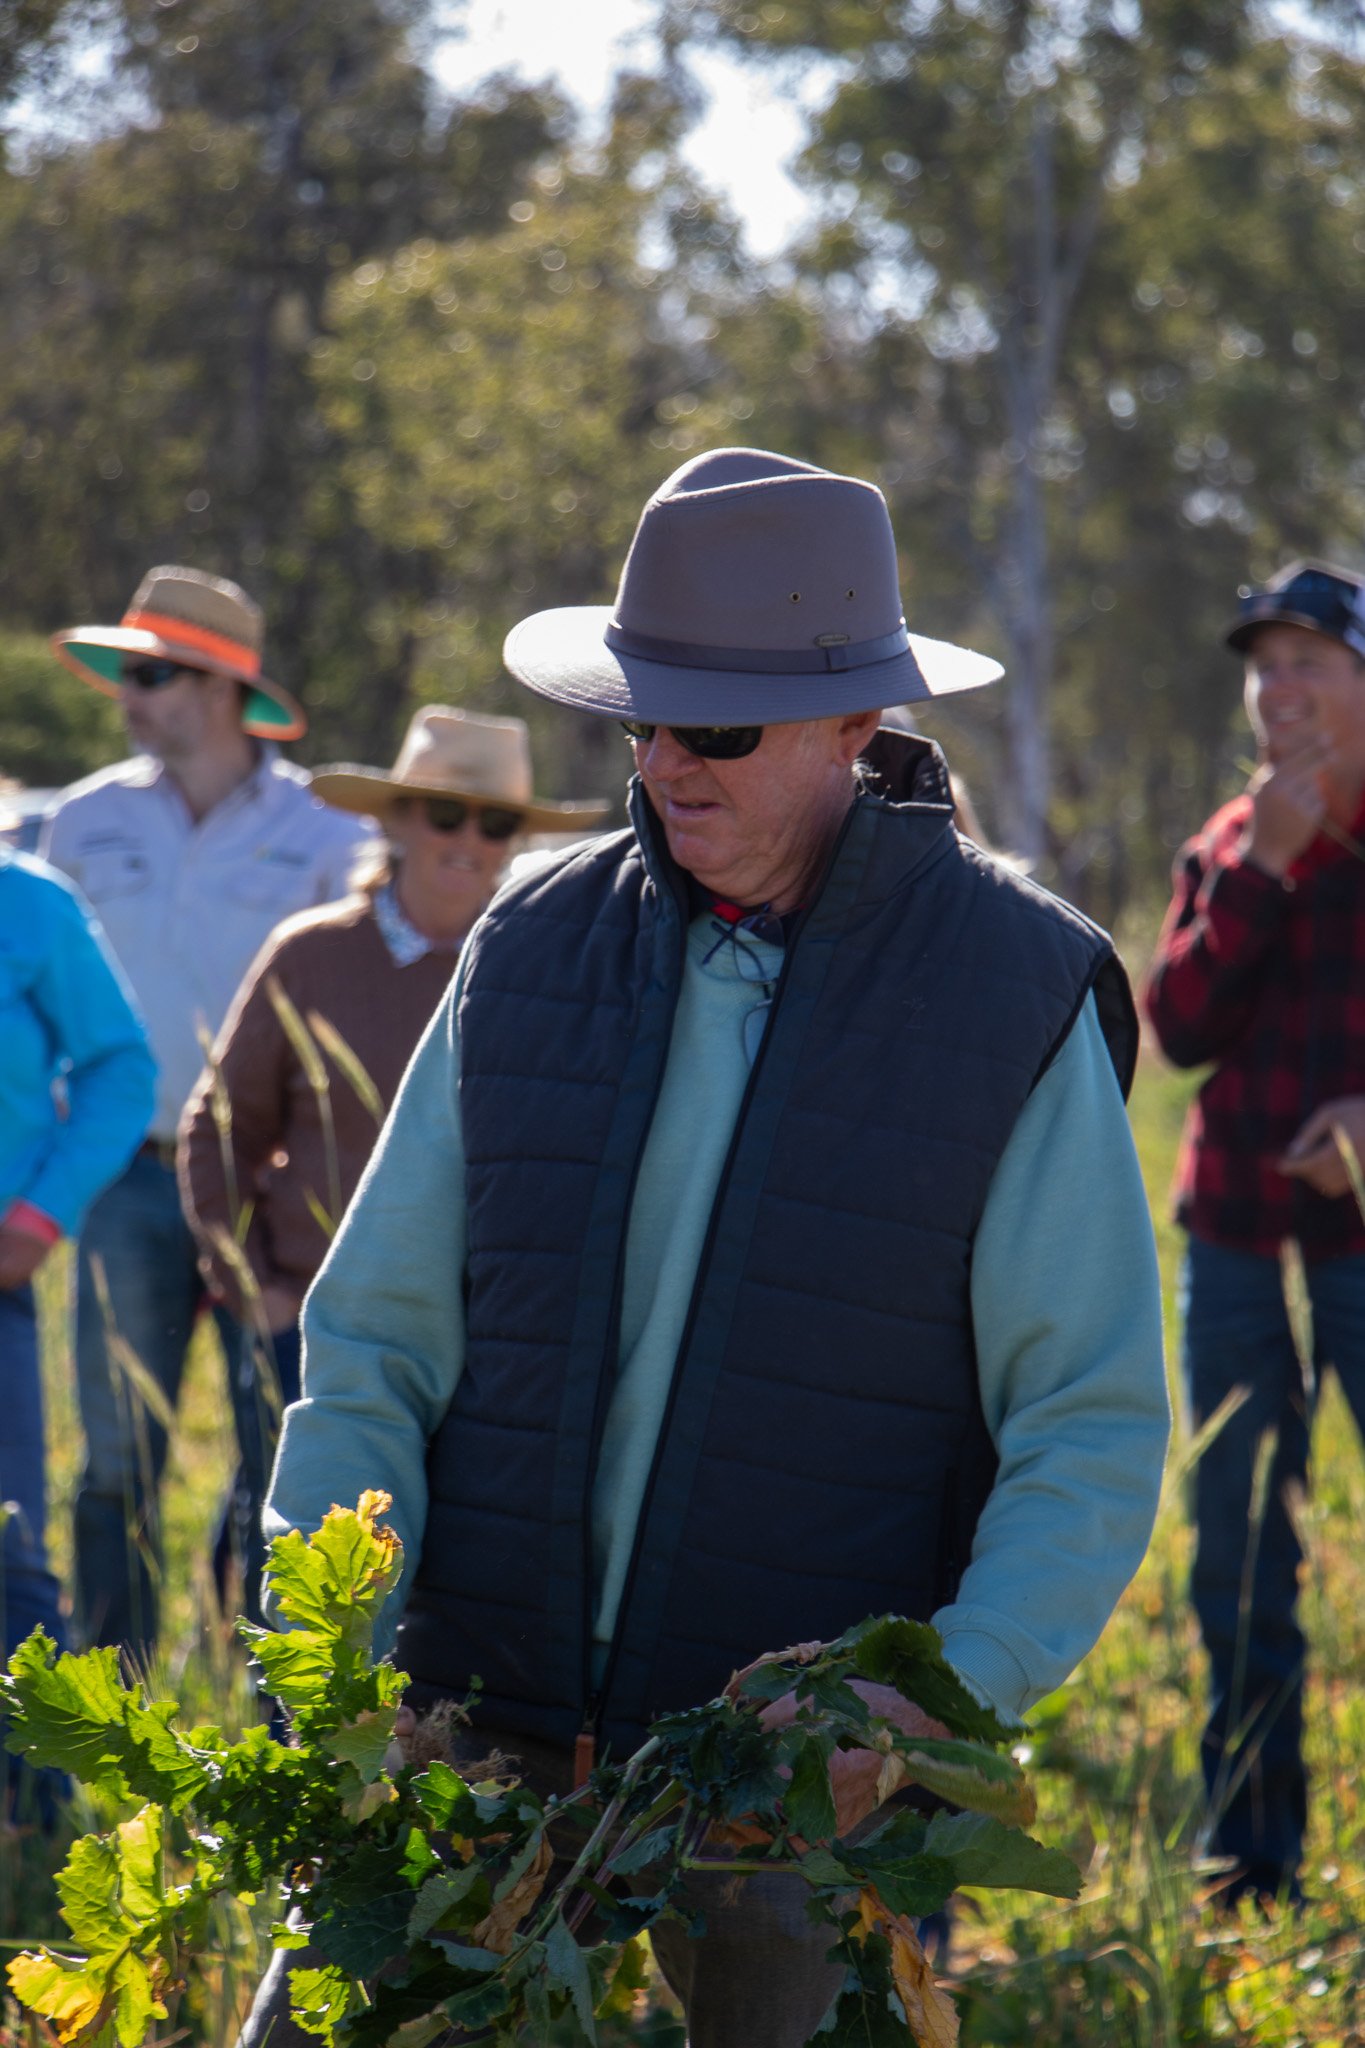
620, 721, 763, 761
120, 658, 195, 691
400, 795, 523, 842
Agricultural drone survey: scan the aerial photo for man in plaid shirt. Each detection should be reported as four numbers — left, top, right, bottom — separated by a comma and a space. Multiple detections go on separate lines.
1146, 560, 1365, 1906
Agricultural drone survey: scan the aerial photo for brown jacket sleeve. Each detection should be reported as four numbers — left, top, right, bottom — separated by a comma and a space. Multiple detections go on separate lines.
178, 927, 298, 1319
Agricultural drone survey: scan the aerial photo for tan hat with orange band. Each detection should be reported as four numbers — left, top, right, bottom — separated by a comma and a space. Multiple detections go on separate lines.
51, 564, 307, 741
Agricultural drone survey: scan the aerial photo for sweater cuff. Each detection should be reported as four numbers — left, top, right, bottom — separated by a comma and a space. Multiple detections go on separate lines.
1197, 848, 1294, 922
2, 1200, 62, 1247
933, 1624, 1031, 1727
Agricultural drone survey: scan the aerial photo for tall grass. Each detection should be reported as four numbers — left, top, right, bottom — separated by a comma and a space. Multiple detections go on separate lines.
5, 1054, 1365, 2045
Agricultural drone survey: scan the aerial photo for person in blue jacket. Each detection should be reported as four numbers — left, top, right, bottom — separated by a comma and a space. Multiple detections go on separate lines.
0, 839, 155, 1818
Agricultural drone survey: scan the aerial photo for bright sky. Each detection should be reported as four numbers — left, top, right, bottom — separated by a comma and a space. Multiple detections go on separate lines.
432, 0, 827, 259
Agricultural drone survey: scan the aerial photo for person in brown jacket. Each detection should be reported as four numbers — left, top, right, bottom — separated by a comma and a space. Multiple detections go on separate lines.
178, 705, 606, 1620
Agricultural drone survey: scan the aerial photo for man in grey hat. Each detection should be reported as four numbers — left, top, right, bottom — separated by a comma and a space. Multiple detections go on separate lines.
41, 566, 367, 1660
261, 449, 1167, 2042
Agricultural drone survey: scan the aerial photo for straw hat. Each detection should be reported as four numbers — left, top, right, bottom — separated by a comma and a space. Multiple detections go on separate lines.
503, 447, 1003, 725
310, 706, 610, 832
52, 565, 306, 741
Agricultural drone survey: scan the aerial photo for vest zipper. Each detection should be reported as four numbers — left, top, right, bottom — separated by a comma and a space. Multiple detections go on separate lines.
578, 844, 693, 1747
587, 800, 864, 1738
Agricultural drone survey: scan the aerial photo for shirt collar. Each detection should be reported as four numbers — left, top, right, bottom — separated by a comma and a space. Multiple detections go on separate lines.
373, 880, 449, 967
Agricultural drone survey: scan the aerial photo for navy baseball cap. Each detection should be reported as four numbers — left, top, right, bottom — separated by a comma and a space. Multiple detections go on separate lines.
1227, 559, 1365, 661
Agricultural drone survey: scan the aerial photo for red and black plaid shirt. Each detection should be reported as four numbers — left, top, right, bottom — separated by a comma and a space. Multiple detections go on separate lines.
1144, 792, 1365, 1261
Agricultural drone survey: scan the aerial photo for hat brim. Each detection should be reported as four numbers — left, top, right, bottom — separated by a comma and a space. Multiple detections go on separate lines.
503, 605, 1002, 723
309, 764, 610, 834
1225, 605, 1364, 658
51, 627, 307, 741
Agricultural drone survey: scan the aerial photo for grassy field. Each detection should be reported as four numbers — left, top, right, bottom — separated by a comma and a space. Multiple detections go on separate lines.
6, 1053, 1365, 2045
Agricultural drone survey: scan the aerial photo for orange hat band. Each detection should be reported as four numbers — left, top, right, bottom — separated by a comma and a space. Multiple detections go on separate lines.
122, 608, 262, 677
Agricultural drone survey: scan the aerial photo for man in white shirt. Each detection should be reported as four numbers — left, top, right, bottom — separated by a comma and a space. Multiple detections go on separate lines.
42, 565, 367, 1658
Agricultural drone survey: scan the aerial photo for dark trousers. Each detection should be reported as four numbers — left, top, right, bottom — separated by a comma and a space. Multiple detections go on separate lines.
1183, 1235, 1365, 1895
220, 1320, 302, 1628
1, 1281, 68, 1824
73, 1154, 240, 1657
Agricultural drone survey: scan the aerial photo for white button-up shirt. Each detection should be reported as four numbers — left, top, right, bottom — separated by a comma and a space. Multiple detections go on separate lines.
42, 751, 371, 1138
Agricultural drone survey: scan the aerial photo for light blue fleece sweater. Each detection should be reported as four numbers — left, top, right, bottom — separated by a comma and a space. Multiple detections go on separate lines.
267, 907, 1169, 1723
0, 846, 157, 1236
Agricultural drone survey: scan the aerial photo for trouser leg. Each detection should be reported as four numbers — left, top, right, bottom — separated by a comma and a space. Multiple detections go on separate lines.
1183, 1236, 1310, 1893
1, 1281, 71, 1826
72, 1156, 199, 1658
225, 1319, 301, 1629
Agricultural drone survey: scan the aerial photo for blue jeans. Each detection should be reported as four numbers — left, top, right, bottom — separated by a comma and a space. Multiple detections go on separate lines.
221, 1319, 302, 1629
2, 1282, 69, 1825
1, 1283, 67, 1659
73, 1153, 239, 1657
1183, 1236, 1365, 1895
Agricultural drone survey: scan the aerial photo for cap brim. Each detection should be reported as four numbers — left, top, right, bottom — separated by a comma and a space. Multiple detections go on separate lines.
309, 764, 610, 833
51, 628, 307, 741
1225, 605, 1363, 657
503, 605, 1001, 723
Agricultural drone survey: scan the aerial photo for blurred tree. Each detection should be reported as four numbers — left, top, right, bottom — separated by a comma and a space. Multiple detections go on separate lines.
0, 0, 564, 753
304, 75, 761, 791
0, 631, 123, 789
664, 0, 1364, 889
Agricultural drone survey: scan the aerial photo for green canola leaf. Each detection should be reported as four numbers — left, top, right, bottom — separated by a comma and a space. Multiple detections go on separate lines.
842, 1616, 1015, 1746
544, 1911, 598, 2042
410, 1758, 481, 1834
406, 1865, 485, 1942
265, 1494, 403, 1657
3, 1633, 205, 1811
923, 1809, 1082, 1898
313, 1832, 438, 1979
326, 1708, 396, 1784
596, 1933, 649, 2018
890, 1736, 1034, 1823
238, 1622, 339, 1708
289, 1962, 359, 2043
784, 1732, 837, 1843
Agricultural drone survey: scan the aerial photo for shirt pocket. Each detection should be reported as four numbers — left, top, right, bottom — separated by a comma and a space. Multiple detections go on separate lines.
75, 848, 152, 905
223, 853, 319, 917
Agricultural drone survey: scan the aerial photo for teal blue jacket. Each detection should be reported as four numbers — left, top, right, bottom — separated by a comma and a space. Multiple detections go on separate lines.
0, 846, 156, 1236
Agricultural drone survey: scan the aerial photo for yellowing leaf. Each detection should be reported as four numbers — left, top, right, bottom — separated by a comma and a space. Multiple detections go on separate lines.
7, 1950, 110, 2043
854, 1891, 959, 2048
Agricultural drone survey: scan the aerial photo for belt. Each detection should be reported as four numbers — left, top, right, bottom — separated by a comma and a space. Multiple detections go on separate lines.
138, 1137, 179, 1171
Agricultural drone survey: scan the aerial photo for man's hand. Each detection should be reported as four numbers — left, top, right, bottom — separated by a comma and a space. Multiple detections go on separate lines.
1279, 1097, 1365, 1201
1239, 731, 1332, 877
761, 1680, 950, 1840
0, 1224, 54, 1292
255, 1284, 304, 1337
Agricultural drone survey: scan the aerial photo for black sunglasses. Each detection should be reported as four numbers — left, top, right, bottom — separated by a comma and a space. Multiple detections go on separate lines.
620, 721, 764, 761
400, 795, 523, 842
120, 658, 195, 691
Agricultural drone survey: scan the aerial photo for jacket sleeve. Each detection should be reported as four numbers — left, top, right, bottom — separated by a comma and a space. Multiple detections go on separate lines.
263, 974, 467, 1656
933, 996, 1169, 1723
21, 881, 157, 1236
1142, 823, 1291, 1069
178, 928, 297, 1317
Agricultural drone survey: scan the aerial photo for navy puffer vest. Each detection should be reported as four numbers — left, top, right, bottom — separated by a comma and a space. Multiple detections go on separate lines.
396, 733, 1137, 1754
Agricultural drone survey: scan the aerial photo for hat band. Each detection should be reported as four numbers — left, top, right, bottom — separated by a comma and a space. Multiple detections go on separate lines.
603, 620, 911, 675
122, 608, 262, 678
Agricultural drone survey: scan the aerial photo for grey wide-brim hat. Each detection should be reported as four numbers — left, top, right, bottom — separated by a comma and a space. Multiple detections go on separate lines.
504, 447, 1002, 723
